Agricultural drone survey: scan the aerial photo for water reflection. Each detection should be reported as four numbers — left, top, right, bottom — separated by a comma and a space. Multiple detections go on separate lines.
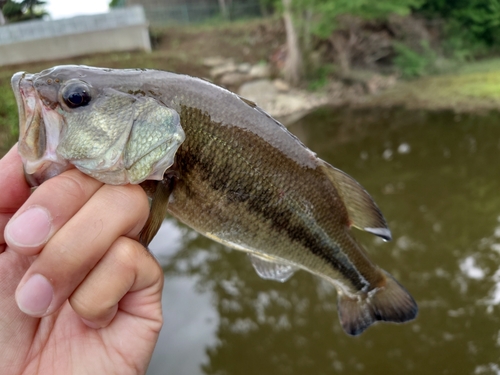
147, 108, 500, 374
147, 221, 219, 375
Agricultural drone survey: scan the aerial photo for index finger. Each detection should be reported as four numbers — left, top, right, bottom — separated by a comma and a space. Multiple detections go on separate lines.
0, 144, 31, 244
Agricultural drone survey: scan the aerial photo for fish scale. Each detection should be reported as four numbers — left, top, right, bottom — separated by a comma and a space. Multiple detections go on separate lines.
11, 65, 418, 335
170, 106, 373, 292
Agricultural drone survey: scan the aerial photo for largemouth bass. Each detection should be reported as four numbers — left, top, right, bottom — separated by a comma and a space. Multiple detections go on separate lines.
11, 65, 417, 335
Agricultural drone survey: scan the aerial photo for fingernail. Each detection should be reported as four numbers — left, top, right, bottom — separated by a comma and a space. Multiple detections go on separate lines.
6, 206, 52, 247
16, 274, 54, 316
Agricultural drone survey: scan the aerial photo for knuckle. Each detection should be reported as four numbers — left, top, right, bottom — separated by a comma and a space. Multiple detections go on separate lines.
70, 290, 114, 321
105, 184, 149, 217
102, 185, 150, 234
45, 171, 92, 202
111, 237, 140, 271
111, 237, 162, 288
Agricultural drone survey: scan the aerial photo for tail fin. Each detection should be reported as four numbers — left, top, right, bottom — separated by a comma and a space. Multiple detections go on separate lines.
337, 271, 418, 336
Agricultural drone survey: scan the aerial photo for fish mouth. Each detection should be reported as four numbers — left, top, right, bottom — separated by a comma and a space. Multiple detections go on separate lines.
12, 71, 70, 186
11, 72, 31, 148
12, 71, 44, 162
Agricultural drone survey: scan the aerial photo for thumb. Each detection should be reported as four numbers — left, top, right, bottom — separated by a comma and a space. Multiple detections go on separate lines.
0, 144, 31, 247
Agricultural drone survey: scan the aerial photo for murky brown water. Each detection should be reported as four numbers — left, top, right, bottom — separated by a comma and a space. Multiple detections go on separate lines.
147, 107, 500, 375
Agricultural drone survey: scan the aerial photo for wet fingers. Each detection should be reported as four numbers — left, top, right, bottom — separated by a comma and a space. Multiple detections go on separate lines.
14, 183, 150, 317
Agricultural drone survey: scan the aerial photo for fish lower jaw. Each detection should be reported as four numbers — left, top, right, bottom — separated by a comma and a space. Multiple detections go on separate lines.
75, 164, 128, 185
24, 159, 72, 186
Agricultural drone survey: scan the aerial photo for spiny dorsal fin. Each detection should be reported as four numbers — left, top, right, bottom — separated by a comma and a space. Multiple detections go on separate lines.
238, 95, 257, 108
320, 161, 392, 241
248, 254, 297, 283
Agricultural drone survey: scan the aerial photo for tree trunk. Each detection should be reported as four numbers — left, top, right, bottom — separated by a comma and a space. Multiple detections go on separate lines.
330, 26, 357, 76
0, 9, 5, 25
218, 0, 229, 20
302, 8, 313, 54
330, 34, 350, 75
282, 0, 303, 86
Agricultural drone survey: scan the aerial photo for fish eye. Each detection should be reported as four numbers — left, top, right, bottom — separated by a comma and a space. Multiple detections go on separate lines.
61, 81, 91, 108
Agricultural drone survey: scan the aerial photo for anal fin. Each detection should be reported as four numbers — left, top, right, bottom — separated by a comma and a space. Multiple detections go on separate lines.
248, 254, 297, 283
320, 161, 392, 241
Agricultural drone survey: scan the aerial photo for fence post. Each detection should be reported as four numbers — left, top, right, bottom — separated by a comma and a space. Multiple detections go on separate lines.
182, 4, 190, 24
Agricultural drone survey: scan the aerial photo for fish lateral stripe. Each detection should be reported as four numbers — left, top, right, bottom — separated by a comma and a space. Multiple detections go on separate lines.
177, 105, 370, 292
11, 65, 418, 336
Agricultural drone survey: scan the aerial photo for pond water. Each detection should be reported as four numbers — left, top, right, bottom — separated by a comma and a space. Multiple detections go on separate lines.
145, 107, 500, 375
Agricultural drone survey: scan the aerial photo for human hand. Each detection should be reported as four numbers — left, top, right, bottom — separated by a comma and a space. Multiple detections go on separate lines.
0, 145, 164, 375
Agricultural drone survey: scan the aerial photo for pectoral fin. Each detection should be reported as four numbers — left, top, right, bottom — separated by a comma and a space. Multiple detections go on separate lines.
139, 173, 176, 247
248, 254, 298, 282
320, 161, 392, 241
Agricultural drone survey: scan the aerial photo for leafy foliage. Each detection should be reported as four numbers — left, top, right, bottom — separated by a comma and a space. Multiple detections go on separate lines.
0, 78, 19, 151
393, 41, 437, 78
418, 0, 500, 50
296, 0, 424, 38
2, 0, 23, 20
306, 63, 335, 90
109, 0, 125, 8
1, 0, 46, 22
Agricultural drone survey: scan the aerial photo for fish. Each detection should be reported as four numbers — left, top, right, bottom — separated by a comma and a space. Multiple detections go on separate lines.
11, 65, 417, 335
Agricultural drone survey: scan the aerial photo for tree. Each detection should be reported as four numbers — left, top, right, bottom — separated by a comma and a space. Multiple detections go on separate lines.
1, 0, 23, 22
281, 0, 423, 80
109, 0, 125, 8
20, 0, 46, 19
0, 0, 6, 25
1, 0, 46, 22
418, 0, 500, 47
282, 0, 303, 85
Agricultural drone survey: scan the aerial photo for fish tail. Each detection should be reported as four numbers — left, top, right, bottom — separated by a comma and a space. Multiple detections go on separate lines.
337, 271, 418, 336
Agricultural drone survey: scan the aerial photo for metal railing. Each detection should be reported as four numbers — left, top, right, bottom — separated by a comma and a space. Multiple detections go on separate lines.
130, 1, 262, 26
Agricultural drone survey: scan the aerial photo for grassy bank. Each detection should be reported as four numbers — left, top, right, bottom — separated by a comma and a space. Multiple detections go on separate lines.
361, 58, 500, 112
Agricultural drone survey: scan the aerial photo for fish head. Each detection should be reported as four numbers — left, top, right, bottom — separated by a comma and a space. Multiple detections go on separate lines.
12, 65, 185, 186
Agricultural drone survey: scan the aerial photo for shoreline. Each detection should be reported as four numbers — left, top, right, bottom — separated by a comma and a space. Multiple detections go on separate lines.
226, 58, 500, 125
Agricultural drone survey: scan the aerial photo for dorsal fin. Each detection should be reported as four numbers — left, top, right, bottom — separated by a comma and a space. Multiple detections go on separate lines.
238, 95, 257, 108
320, 161, 392, 241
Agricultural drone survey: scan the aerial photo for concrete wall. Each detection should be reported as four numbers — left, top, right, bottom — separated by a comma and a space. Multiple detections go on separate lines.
0, 6, 151, 66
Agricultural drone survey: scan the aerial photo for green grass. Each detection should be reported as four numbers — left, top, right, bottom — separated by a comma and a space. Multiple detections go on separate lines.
365, 58, 500, 112
0, 72, 20, 155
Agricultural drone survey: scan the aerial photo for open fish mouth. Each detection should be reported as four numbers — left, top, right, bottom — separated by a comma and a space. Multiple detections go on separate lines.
11, 72, 28, 140
12, 68, 185, 187
12, 71, 39, 159
12, 72, 71, 186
